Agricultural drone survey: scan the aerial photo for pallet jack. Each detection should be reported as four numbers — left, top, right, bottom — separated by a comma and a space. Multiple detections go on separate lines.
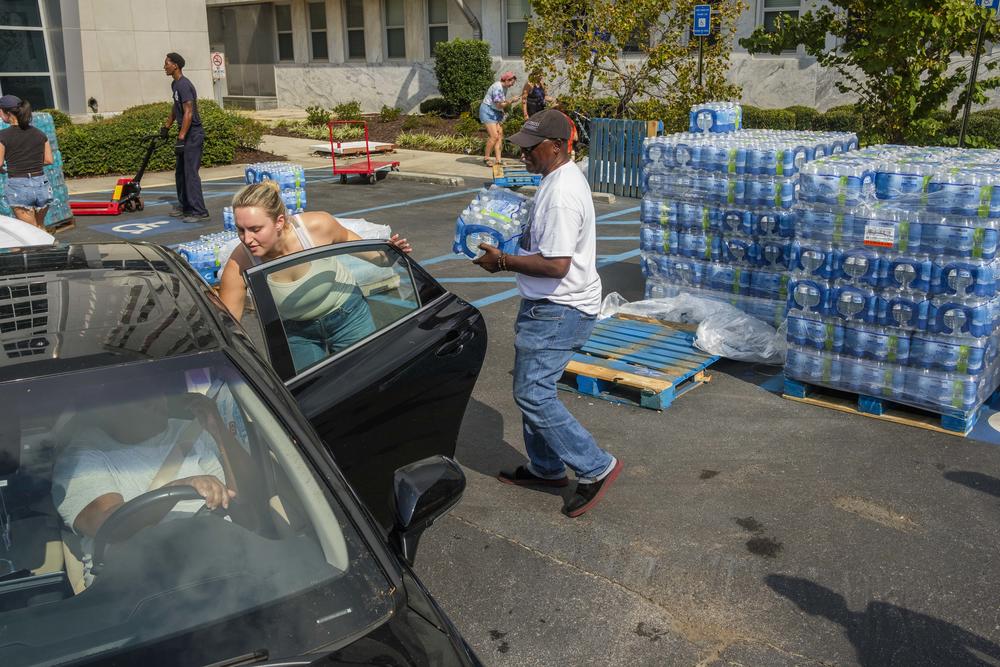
70, 134, 162, 216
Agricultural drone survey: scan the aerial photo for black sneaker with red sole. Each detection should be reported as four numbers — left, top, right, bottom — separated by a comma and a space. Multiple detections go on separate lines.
563, 459, 623, 517
497, 465, 569, 488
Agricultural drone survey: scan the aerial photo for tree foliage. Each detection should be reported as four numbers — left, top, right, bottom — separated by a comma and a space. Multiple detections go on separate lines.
740, 1, 1000, 144
522, 0, 746, 121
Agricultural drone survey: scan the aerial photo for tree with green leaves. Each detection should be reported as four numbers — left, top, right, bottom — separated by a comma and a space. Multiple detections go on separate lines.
740, 1, 1000, 144
522, 0, 746, 126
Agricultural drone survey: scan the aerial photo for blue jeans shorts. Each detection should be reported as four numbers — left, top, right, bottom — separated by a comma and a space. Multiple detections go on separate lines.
282, 287, 377, 373
4, 174, 53, 210
479, 102, 504, 125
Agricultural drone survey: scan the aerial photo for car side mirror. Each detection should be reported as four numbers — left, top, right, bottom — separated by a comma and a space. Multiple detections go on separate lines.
390, 455, 465, 565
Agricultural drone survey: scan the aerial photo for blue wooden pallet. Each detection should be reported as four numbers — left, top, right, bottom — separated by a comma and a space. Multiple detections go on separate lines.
783, 377, 1000, 436
559, 316, 720, 410
492, 164, 541, 188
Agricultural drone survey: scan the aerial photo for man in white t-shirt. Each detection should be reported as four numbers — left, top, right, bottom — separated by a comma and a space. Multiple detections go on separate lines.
474, 109, 622, 518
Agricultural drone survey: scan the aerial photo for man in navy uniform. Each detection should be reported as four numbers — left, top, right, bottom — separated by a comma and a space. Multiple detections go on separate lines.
161, 52, 208, 223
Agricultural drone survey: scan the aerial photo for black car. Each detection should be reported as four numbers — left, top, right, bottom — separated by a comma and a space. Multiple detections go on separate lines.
0, 240, 487, 666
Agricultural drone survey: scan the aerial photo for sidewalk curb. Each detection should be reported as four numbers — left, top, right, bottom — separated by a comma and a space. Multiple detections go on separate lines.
386, 171, 466, 187
518, 185, 616, 204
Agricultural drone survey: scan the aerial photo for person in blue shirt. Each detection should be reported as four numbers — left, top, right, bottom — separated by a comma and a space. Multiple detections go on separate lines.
161, 52, 209, 223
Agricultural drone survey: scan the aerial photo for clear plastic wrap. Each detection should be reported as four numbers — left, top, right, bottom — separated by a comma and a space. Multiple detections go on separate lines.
453, 185, 532, 258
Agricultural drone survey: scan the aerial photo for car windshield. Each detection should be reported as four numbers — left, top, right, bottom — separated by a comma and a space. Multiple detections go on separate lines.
0, 353, 394, 666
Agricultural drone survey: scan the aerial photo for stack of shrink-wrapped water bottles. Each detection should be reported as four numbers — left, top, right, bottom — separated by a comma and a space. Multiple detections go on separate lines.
174, 226, 240, 286
689, 101, 743, 134
0, 112, 73, 227
244, 161, 307, 214
640, 118, 859, 328
453, 185, 532, 258
786, 145, 1000, 416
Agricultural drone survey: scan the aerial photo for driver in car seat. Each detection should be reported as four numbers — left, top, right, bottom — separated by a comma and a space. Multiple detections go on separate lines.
50, 385, 234, 588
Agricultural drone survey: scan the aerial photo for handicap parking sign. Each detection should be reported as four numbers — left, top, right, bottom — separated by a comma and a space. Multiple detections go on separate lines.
977, 0, 1000, 12
693, 4, 712, 37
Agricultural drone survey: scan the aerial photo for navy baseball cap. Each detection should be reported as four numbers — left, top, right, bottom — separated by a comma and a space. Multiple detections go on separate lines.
0, 94, 21, 109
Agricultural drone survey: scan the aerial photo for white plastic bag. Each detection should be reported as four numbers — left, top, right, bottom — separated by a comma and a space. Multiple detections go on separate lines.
337, 217, 392, 240
694, 313, 786, 365
598, 292, 786, 364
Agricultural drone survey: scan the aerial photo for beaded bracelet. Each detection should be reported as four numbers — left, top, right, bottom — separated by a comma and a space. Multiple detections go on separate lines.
498, 253, 507, 271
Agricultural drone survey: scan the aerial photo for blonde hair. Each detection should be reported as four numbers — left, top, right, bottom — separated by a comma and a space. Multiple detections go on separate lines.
231, 180, 286, 221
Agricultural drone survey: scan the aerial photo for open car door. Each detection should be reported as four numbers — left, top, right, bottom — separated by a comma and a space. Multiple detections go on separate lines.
244, 241, 486, 529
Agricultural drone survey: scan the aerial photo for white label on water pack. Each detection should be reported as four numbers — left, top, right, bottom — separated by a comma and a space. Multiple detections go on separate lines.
863, 222, 896, 248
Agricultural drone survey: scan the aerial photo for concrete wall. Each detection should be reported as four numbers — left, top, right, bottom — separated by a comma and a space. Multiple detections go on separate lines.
77, 0, 213, 113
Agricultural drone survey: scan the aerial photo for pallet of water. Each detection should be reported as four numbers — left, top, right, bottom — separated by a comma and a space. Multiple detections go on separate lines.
244, 161, 307, 214
640, 128, 858, 328
785, 145, 1000, 430
174, 230, 241, 286
688, 102, 742, 134
453, 185, 532, 258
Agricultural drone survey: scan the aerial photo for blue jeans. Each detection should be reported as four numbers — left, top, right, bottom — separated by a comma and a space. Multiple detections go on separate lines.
513, 299, 614, 481
282, 287, 376, 372
4, 174, 52, 210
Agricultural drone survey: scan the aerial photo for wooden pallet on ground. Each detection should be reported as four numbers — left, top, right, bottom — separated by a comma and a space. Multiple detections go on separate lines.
559, 316, 719, 410
782, 377, 1000, 437
47, 216, 75, 234
310, 141, 396, 156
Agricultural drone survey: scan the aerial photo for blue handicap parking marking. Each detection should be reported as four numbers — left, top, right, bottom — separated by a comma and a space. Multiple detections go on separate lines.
91, 218, 191, 238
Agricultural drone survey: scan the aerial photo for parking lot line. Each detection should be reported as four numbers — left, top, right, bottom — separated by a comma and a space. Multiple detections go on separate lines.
334, 188, 480, 217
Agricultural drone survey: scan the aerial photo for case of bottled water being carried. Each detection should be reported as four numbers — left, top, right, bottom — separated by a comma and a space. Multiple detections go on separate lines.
244, 162, 307, 214
453, 185, 532, 258
640, 128, 858, 328
689, 102, 742, 134
786, 145, 1000, 417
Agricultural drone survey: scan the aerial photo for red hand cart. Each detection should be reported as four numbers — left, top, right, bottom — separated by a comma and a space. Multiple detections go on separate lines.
327, 120, 399, 185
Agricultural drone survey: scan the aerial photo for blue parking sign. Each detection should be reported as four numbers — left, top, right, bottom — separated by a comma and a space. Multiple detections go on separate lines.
693, 4, 712, 37
977, 0, 1000, 11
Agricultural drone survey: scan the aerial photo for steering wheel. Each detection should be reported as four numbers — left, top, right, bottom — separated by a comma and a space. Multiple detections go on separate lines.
92, 485, 222, 573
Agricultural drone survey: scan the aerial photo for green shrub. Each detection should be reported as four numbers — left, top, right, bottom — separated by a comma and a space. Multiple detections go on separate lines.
397, 131, 520, 157
812, 109, 860, 133
825, 103, 859, 115
305, 105, 330, 126
945, 111, 1000, 148
781, 105, 820, 130
379, 105, 403, 122
58, 100, 263, 177
455, 112, 481, 137
432, 39, 494, 115
419, 97, 451, 115
39, 108, 72, 129
502, 106, 524, 137
332, 100, 362, 120
741, 106, 796, 130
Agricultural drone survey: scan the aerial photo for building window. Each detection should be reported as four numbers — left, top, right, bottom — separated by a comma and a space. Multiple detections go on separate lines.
621, 28, 648, 54
385, 0, 405, 59
275, 4, 294, 61
761, 0, 800, 33
427, 0, 448, 56
505, 0, 531, 57
345, 0, 366, 60
308, 1, 328, 61
0, 0, 54, 109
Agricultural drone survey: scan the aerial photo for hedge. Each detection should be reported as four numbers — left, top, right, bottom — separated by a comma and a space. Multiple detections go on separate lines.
741, 105, 796, 130
419, 97, 451, 116
59, 100, 264, 177
432, 39, 494, 115
810, 109, 860, 133
783, 105, 821, 131
945, 111, 1000, 147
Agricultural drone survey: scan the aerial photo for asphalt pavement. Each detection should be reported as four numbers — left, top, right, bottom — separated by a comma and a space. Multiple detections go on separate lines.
57, 171, 1000, 666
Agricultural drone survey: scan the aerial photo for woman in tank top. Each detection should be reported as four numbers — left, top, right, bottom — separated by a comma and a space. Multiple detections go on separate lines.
521, 70, 554, 120
219, 181, 412, 371
0, 94, 54, 230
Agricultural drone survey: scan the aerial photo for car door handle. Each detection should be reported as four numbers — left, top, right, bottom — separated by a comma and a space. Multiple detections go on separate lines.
436, 329, 475, 357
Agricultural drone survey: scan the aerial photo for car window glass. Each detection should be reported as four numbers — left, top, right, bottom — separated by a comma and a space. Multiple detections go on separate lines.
254, 245, 420, 375
0, 354, 393, 666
